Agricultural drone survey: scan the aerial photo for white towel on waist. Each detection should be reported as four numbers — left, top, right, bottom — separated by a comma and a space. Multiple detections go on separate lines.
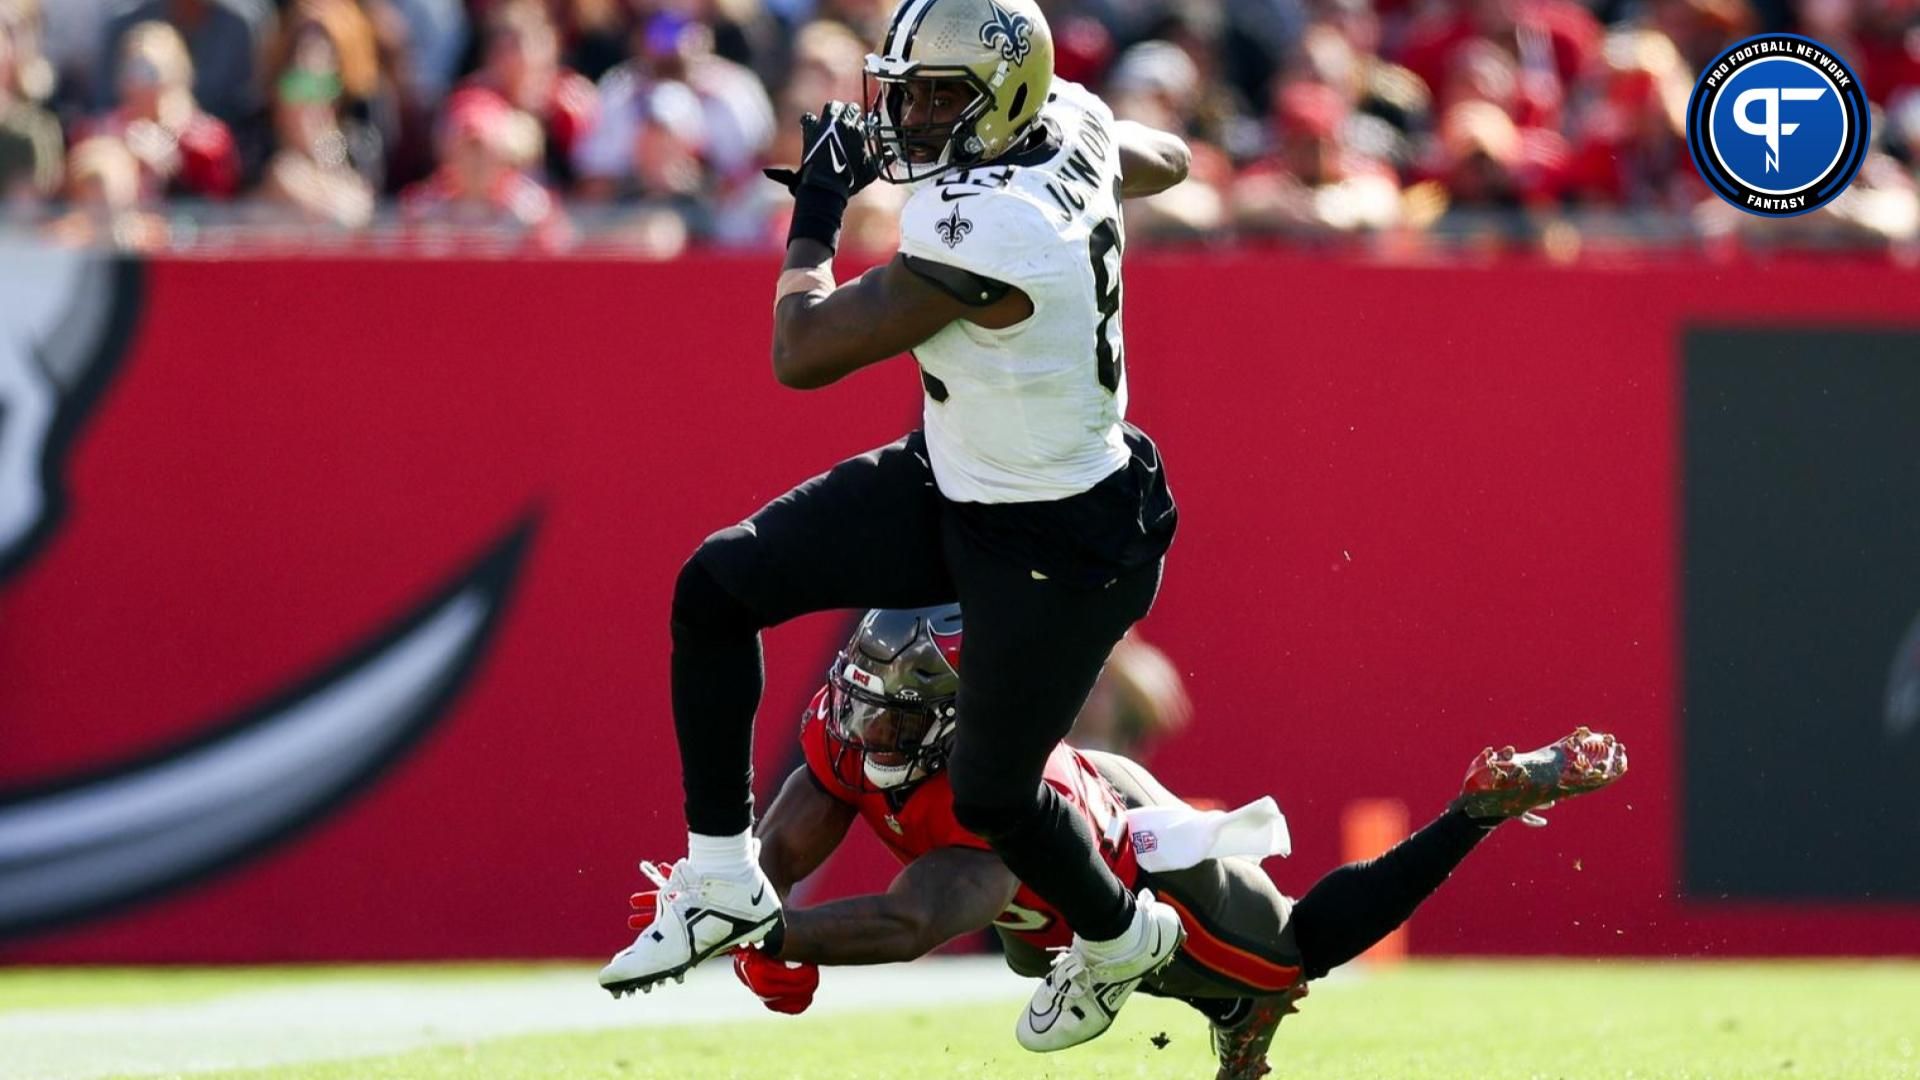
1121, 796, 1292, 873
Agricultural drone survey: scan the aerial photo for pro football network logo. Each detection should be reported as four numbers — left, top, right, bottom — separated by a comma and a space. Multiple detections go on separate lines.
1686, 34, 1868, 217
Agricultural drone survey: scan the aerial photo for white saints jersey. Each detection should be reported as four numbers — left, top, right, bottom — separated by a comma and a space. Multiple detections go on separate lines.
897, 79, 1130, 504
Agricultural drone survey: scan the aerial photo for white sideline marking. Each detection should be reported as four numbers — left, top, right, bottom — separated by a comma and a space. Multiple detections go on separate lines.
0, 957, 1030, 1080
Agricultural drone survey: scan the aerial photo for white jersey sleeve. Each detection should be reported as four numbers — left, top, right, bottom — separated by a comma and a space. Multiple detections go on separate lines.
894, 80, 1132, 505
897, 172, 1074, 298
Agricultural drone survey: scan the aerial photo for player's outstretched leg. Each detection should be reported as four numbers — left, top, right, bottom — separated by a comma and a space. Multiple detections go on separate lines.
599, 438, 955, 998
1290, 727, 1628, 983
1453, 726, 1628, 826
941, 542, 1185, 1052
597, 533, 784, 997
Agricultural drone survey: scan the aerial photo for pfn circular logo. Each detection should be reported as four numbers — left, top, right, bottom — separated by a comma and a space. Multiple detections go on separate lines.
1686, 34, 1868, 217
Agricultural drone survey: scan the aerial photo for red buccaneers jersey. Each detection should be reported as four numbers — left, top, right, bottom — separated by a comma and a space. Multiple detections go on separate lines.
799, 687, 1141, 950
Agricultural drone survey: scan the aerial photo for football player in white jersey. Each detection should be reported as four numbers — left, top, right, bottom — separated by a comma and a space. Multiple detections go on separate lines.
599, 0, 1199, 1052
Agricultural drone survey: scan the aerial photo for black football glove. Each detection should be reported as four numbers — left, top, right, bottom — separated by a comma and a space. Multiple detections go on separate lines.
763, 101, 881, 252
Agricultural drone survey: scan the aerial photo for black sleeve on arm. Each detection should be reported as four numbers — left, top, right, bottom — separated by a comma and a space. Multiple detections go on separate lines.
901, 253, 1014, 307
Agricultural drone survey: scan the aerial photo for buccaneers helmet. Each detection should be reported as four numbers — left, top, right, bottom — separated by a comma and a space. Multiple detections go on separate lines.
863, 0, 1054, 182
825, 605, 963, 790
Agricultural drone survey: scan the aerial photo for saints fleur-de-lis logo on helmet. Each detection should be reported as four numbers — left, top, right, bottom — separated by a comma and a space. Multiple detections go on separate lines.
864, 0, 1053, 183
979, 0, 1033, 63
935, 204, 973, 248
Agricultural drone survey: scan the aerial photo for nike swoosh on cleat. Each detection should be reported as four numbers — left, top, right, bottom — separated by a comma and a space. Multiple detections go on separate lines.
750, 884, 767, 906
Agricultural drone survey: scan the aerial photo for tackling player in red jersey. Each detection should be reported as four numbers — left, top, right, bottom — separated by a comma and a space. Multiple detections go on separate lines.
627, 606, 1629, 1079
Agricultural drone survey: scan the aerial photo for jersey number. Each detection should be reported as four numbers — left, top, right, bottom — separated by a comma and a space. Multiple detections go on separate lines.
993, 901, 1055, 934
1087, 216, 1125, 394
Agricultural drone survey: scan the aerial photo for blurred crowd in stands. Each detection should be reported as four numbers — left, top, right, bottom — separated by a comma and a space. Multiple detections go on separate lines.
2, 0, 1917, 254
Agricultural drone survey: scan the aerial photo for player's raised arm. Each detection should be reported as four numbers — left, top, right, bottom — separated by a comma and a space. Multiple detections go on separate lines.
1114, 119, 1191, 199
753, 766, 857, 898
764, 103, 1031, 390
769, 846, 1018, 966
772, 251, 1011, 390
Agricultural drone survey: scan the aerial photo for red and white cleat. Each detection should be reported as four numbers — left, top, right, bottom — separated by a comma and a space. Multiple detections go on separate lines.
1454, 727, 1628, 827
1210, 984, 1308, 1080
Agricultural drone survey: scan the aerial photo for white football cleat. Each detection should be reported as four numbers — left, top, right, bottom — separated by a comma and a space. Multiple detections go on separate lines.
1016, 889, 1186, 1052
599, 856, 781, 998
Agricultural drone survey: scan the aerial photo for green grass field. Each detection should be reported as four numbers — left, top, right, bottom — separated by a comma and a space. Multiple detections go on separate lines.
4, 961, 1917, 1080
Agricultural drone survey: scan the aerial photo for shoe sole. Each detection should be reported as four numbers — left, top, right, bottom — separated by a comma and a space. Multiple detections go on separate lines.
1461, 729, 1627, 820
600, 910, 781, 999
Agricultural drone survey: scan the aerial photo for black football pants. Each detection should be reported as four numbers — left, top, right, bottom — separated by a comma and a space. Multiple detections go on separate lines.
671, 432, 1159, 941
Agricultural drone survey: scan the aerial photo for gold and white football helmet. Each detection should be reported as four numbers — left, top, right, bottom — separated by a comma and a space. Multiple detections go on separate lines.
863, 0, 1055, 182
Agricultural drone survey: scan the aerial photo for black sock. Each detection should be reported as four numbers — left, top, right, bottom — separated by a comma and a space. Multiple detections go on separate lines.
1290, 807, 1492, 978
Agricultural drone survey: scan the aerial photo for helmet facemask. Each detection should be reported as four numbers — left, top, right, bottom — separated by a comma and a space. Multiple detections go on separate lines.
861, 0, 1053, 182
821, 606, 964, 792
864, 64, 995, 183
825, 663, 959, 791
